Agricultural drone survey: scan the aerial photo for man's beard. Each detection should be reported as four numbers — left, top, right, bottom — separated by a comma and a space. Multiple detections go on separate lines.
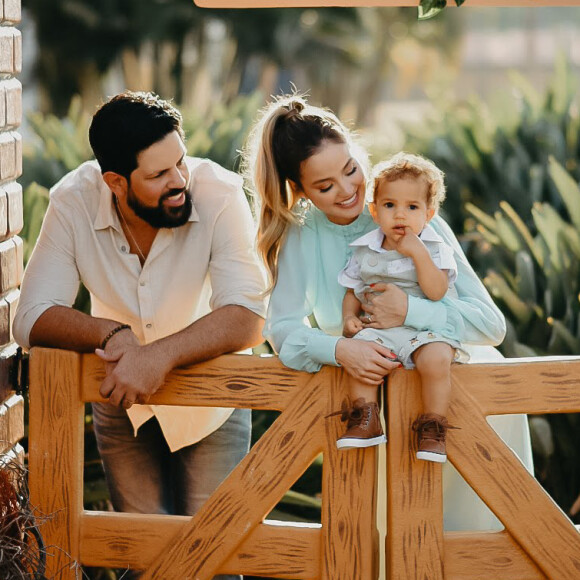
127, 186, 193, 228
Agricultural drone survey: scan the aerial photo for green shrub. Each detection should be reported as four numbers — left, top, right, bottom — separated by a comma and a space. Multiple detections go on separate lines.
465, 156, 580, 522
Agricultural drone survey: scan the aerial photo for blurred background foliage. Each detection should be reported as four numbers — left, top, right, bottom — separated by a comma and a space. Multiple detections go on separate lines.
18, 2, 580, 577
22, 0, 461, 123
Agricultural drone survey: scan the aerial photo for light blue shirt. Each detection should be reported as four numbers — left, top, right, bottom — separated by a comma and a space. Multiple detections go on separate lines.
264, 204, 506, 373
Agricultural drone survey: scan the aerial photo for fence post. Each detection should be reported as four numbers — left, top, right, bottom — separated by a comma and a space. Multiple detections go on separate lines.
28, 348, 85, 579
321, 368, 379, 579
386, 369, 444, 580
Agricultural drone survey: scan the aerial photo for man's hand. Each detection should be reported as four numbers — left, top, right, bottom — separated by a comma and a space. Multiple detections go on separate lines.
96, 336, 173, 408
361, 283, 408, 330
343, 315, 363, 338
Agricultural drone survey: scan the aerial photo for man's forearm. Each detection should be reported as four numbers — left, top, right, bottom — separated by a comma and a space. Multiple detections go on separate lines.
148, 305, 265, 370
29, 306, 129, 352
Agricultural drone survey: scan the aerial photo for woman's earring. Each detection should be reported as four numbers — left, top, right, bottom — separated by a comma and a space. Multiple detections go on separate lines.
296, 197, 311, 224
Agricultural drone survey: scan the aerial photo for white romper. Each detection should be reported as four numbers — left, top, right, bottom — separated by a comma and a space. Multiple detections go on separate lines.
338, 225, 469, 368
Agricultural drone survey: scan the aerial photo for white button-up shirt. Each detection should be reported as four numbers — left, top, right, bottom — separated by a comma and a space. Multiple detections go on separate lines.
14, 158, 266, 451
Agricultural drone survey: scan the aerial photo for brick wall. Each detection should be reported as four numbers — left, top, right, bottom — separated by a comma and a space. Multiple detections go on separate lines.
0, 0, 23, 464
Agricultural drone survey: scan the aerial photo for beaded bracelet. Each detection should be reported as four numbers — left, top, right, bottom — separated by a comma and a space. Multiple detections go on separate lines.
100, 324, 132, 350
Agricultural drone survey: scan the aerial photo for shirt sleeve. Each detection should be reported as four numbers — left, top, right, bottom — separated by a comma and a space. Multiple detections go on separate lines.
13, 199, 81, 349
337, 253, 363, 292
207, 181, 267, 318
434, 242, 458, 285
405, 215, 506, 345
264, 226, 340, 373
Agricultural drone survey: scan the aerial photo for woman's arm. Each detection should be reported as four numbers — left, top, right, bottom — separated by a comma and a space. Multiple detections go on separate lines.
265, 224, 399, 376
264, 225, 342, 373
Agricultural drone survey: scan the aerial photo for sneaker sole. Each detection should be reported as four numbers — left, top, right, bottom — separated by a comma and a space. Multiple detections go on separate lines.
337, 435, 387, 450
416, 451, 447, 463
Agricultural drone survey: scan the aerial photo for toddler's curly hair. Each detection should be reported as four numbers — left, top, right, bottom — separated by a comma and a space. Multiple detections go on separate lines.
371, 152, 445, 212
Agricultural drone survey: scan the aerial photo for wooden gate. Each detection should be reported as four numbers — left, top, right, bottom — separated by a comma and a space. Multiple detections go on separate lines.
28, 348, 580, 579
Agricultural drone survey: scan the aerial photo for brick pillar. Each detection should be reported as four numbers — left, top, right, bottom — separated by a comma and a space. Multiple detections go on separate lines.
0, 0, 23, 464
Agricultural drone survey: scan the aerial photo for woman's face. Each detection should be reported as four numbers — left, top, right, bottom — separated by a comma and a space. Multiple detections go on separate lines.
297, 140, 366, 225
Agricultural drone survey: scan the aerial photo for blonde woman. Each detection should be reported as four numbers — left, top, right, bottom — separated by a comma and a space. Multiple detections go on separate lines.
243, 94, 533, 531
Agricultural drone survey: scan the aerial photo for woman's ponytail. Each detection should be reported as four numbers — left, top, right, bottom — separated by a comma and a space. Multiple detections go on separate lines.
243, 94, 350, 289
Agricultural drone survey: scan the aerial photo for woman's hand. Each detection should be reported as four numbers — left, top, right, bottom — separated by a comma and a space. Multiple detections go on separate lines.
360, 283, 408, 330
335, 338, 401, 386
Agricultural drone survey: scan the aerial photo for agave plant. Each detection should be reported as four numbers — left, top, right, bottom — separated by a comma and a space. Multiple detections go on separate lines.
466, 156, 580, 355
465, 156, 580, 522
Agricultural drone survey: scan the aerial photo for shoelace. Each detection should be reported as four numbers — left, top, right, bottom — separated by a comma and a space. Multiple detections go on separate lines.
411, 417, 458, 442
326, 400, 370, 427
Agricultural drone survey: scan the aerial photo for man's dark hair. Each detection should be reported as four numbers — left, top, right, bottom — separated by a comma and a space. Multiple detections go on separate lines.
89, 91, 185, 178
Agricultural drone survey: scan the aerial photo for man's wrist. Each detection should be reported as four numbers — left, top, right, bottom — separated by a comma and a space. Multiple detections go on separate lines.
143, 340, 176, 374
101, 324, 132, 350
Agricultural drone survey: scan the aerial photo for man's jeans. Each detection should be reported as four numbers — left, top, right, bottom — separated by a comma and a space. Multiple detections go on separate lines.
92, 403, 251, 579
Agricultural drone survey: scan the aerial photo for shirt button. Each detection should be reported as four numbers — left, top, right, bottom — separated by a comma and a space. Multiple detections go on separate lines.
121, 245, 127, 252
140, 281, 145, 286
368, 256, 378, 267
146, 323, 152, 328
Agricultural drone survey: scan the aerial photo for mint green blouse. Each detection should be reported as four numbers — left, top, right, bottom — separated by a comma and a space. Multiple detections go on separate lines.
264, 205, 506, 373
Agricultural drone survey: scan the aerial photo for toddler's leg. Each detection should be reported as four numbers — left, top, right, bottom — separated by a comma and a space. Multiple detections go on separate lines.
333, 377, 386, 450
412, 343, 456, 463
414, 342, 455, 417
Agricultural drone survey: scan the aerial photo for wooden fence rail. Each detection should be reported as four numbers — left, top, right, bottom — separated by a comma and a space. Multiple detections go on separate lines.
28, 348, 580, 579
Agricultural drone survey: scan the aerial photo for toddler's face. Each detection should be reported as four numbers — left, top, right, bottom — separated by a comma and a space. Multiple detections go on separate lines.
370, 177, 434, 244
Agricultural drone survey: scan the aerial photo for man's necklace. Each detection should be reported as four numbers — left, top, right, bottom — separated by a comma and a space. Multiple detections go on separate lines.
114, 197, 146, 263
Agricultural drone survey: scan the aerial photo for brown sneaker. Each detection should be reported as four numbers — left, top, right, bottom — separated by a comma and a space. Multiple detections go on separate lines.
331, 398, 387, 450
412, 413, 457, 463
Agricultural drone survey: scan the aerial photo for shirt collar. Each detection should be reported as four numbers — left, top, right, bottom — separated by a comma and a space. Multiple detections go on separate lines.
93, 175, 200, 231
419, 223, 444, 243
349, 222, 443, 251
349, 227, 386, 251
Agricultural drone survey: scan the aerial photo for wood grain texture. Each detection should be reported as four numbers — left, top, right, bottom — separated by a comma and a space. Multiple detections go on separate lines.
452, 357, 580, 415
447, 380, 580, 579
386, 369, 444, 580
28, 349, 84, 579
82, 353, 309, 411
321, 368, 379, 580
28, 348, 580, 579
444, 531, 545, 579
142, 372, 328, 579
81, 512, 320, 578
